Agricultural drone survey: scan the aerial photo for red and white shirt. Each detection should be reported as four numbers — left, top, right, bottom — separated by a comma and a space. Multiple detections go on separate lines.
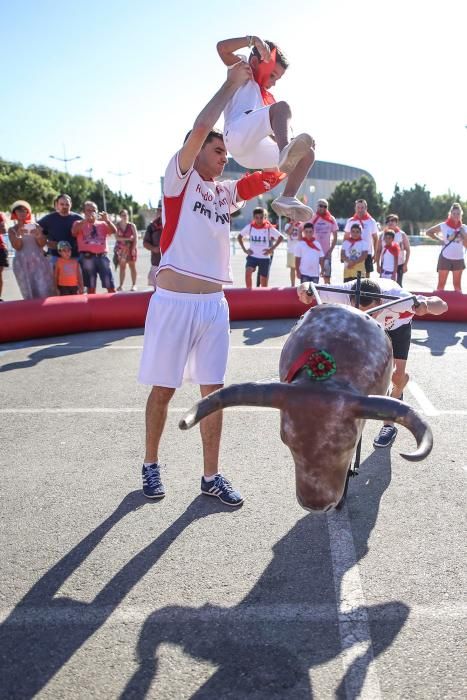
158, 153, 243, 285
318, 278, 418, 331
345, 215, 378, 254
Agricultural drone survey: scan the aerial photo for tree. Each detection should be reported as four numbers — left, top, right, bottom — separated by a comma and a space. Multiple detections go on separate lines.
388, 183, 433, 234
431, 192, 467, 222
328, 176, 385, 219
0, 170, 55, 211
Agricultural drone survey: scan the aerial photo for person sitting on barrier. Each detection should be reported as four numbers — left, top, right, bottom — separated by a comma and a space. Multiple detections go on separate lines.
71, 202, 117, 294
425, 203, 467, 292
377, 229, 400, 281
341, 223, 368, 282
297, 277, 448, 448
237, 207, 283, 288
294, 222, 324, 283
54, 241, 84, 295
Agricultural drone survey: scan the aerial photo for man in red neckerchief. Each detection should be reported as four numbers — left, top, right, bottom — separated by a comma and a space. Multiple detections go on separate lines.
311, 198, 338, 283
344, 199, 379, 278
217, 35, 315, 223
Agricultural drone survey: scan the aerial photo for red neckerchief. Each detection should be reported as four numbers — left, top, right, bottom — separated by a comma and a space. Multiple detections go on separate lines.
446, 217, 463, 231
384, 242, 400, 257
303, 237, 321, 251
351, 212, 371, 224
348, 235, 362, 247
250, 221, 275, 230
312, 211, 334, 224
253, 48, 277, 106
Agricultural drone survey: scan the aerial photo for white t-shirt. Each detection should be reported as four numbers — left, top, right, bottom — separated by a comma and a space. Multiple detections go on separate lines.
224, 78, 265, 128
439, 222, 467, 260
295, 240, 324, 277
345, 215, 378, 254
158, 152, 243, 285
239, 223, 277, 259
284, 221, 303, 254
341, 238, 368, 265
318, 278, 418, 331
378, 230, 406, 265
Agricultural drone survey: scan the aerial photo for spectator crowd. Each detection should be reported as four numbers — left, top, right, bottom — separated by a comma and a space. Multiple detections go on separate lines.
0, 195, 465, 302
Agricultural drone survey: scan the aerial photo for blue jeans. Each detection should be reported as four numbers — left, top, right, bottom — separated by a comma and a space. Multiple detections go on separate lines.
79, 253, 114, 289
300, 274, 319, 283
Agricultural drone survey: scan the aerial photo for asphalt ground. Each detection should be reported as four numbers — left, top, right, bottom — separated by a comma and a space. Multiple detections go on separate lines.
0, 244, 466, 699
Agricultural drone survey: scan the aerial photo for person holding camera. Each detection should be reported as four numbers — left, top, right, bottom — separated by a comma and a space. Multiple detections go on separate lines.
71, 201, 117, 293
426, 203, 467, 292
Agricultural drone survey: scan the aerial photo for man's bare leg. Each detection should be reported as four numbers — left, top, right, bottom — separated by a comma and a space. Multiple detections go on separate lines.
283, 150, 315, 198
199, 384, 223, 477
145, 386, 176, 463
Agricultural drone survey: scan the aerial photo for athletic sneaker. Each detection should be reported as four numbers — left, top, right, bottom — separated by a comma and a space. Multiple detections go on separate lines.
130, 285, 137, 291
201, 474, 244, 507
142, 463, 165, 499
271, 196, 313, 222
373, 425, 398, 448
278, 133, 314, 174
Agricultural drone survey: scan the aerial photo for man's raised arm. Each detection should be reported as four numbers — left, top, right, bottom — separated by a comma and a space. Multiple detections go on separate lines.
178, 61, 252, 175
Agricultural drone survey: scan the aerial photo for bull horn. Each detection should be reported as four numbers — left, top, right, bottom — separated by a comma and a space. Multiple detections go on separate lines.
351, 394, 433, 461
179, 382, 307, 430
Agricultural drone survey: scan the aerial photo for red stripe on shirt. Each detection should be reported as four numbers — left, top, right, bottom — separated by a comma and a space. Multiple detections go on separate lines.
160, 175, 191, 254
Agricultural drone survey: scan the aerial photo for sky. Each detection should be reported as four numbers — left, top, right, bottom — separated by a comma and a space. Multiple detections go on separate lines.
1, 0, 466, 207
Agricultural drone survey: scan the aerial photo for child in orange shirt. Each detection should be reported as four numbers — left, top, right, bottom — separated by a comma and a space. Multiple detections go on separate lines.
54, 241, 84, 295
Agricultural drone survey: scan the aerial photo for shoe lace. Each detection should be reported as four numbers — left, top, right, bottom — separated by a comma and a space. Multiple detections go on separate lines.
146, 465, 162, 489
380, 426, 394, 436
214, 475, 233, 493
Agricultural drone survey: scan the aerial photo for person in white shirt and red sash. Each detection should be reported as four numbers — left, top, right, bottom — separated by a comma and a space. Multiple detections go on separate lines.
310, 199, 338, 284
344, 199, 379, 278
375, 214, 411, 286
296, 278, 448, 448
378, 229, 400, 281
426, 203, 467, 291
217, 35, 315, 222
138, 61, 282, 506
294, 222, 324, 283
237, 207, 283, 288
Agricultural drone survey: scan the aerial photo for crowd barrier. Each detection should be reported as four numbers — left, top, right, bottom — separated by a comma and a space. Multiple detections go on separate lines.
0, 288, 466, 343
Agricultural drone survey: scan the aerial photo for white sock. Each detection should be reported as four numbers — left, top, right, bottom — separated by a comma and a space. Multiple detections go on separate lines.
143, 461, 158, 468
203, 473, 219, 482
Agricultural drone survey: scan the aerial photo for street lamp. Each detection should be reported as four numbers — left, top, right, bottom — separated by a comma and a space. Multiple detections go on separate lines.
85, 167, 107, 212
49, 145, 80, 173
108, 170, 131, 193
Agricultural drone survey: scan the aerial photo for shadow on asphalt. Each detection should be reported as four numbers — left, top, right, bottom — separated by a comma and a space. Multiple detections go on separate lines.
231, 319, 296, 346
411, 320, 467, 356
0, 328, 144, 373
0, 449, 409, 699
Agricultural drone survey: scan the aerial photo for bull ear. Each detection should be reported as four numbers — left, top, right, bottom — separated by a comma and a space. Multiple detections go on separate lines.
351, 395, 433, 461
179, 382, 301, 430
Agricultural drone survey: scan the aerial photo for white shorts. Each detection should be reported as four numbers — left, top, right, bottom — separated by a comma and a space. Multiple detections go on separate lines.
138, 287, 230, 388
147, 264, 158, 288
225, 107, 279, 169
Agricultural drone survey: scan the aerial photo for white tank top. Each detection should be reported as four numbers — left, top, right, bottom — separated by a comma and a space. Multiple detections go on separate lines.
224, 80, 265, 128
439, 222, 467, 260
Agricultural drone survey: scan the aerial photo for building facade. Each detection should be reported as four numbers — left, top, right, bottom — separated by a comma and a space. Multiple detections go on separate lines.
219, 158, 374, 230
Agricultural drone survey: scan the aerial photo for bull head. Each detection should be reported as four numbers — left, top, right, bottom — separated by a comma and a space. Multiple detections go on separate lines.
179, 383, 432, 512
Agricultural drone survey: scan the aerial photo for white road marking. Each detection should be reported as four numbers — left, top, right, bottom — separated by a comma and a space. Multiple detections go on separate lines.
327, 505, 382, 700
407, 380, 440, 416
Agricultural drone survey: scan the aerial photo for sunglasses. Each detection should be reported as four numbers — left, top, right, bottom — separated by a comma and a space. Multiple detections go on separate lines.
318, 204, 328, 208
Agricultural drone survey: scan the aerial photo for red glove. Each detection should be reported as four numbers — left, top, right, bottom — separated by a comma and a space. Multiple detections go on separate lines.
236, 170, 286, 201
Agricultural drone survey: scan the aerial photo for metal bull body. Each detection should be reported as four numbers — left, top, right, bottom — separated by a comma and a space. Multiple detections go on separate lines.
180, 304, 433, 513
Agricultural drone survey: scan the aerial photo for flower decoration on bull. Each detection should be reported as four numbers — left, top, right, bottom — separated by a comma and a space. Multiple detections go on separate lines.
304, 349, 336, 381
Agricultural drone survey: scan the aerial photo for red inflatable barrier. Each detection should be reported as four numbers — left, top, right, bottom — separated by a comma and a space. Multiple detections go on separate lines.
0, 288, 465, 343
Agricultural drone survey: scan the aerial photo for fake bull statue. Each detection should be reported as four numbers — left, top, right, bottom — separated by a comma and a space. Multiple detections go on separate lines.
180, 303, 433, 512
